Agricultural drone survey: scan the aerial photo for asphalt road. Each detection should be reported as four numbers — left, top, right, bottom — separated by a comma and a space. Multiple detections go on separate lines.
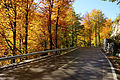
0, 48, 117, 80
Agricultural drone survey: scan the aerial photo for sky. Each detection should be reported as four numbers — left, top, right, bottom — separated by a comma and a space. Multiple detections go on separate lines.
73, 0, 120, 21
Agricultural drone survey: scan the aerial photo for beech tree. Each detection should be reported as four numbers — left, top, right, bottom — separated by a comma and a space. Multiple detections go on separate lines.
81, 9, 112, 47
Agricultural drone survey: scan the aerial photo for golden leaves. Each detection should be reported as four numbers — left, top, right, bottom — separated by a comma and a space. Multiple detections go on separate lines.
81, 9, 112, 46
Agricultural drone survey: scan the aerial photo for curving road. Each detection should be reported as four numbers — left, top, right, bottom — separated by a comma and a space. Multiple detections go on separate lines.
0, 48, 118, 80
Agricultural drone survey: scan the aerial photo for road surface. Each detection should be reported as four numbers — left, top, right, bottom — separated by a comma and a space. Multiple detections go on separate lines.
0, 48, 117, 80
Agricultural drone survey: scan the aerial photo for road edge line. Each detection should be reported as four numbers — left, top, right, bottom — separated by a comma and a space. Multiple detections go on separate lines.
100, 50, 118, 80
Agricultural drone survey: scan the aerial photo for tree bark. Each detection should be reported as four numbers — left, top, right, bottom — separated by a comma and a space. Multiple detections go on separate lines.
95, 24, 97, 47
25, 0, 29, 54
75, 25, 77, 46
48, 0, 54, 50
98, 28, 101, 47
55, 7, 60, 49
12, 3, 17, 63
89, 30, 91, 47
72, 26, 74, 47
19, 34, 22, 53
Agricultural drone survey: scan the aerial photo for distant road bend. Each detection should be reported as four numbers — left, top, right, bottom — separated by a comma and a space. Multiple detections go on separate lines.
0, 48, 118, 80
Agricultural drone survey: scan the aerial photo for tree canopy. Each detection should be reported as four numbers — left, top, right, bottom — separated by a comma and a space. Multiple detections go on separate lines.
103, 0, 120, 4
0, 0, 113, 65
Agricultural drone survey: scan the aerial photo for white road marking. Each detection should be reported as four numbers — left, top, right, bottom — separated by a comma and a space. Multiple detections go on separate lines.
57, 48, 78, 70
61, 48, 78, 56
58, 57, 79, 70
100, 50, 118, 80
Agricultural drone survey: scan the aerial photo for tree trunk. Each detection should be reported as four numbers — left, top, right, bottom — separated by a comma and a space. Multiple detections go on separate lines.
95, 24, 97, 47
72, 26, 74, 47
84, 34, 86, 47
98, 28, 101, 47
25, 0, 29, 54
55, 7, 60, 49
48, 1, 53, 50
19, 34, 22, 53
12, 4, 17, 63
44, 40, 47, 49
75, 25, 77, 46
89, 30, 91, 47
64, 31, 68, 48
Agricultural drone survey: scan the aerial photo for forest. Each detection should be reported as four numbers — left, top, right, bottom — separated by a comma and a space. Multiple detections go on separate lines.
0, 0, 112, 65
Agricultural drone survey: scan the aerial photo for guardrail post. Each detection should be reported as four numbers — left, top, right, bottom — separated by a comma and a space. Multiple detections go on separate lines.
53, 51, 57, 68
11, 59, 14, 64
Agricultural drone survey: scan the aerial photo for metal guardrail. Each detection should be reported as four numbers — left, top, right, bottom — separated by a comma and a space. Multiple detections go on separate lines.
0, 47, 77, 62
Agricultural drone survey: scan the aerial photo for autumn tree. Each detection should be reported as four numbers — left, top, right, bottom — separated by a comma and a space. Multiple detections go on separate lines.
90, 9, 106, 46
0, 0, 19, 63
54, 0, 74, 49
82, 13, 93, 46
82, 9, 112, 47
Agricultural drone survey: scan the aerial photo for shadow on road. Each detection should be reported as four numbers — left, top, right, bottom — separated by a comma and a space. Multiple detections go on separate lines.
0, 48, 115, 80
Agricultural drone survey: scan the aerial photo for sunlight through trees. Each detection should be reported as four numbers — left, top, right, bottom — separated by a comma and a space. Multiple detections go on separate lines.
0, 0, 113, 65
